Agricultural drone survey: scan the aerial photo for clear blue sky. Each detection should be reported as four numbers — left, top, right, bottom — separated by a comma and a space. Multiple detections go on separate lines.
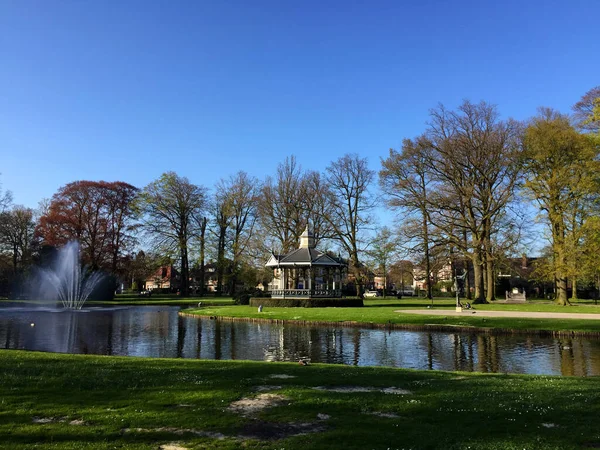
1, 0, 598, 212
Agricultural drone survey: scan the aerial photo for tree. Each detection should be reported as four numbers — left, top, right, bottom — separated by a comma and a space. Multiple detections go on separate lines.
259, 156, 310, 253
0, 206, 35, 274
380, 139, 436, 299
212, 171, 259, 295
325, 154, 375, 298
258, 156, 334, 254
573, 86, 600, 135
365, 226, 399, 297
37, 181, 138, 273
104, 182, 139, 275
135, 172, 208, 297
0, 178, 11, 213
522, 109, 599, 305
422, 101, 523, 303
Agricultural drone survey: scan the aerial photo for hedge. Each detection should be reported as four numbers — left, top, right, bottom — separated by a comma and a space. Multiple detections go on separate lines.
249, 297, 363, 308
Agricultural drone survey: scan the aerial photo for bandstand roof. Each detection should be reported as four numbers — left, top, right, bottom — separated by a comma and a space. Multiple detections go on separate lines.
265, 248, 345, 267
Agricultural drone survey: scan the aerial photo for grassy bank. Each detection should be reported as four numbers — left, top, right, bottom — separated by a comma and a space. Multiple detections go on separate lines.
0, 296, 235, 307
184, 298, 600, 334
93, 295, 235, 307
1, 350, 600, 449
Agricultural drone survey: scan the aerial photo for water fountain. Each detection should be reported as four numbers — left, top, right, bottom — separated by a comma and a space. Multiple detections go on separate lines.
34, 241, 106, 309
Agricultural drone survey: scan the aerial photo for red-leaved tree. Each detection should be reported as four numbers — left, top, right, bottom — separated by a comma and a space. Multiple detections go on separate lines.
37, 181, 138, 275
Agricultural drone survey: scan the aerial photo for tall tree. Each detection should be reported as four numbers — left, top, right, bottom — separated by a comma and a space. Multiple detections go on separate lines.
423, 101, 522, 303
211, 189, 232, 296
213, 171, 259, 294
135, 172, 207, 297
104, 182, 139, 275
380, 139, 436, 299
37, 181, 138, 272
573, 86, 600, 135
195, 216, 208, 297
0, 179, 11, 213
0, 206, 35, 274
259, 156, 309, 253
522, 109, 599, 305
325, 154, 375, 298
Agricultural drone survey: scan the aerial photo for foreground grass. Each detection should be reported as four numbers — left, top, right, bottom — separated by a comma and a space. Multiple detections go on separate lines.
1, 350, 600, 449
186, 298, 600, 334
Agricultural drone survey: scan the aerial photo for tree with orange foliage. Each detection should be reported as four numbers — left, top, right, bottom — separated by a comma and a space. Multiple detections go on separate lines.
36, 181, 138, 275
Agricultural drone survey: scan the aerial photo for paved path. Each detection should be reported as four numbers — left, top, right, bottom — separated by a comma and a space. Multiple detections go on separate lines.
398, 309, 600, 320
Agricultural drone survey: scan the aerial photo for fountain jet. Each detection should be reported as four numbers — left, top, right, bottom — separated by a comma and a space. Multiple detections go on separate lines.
36, 241, 105, 309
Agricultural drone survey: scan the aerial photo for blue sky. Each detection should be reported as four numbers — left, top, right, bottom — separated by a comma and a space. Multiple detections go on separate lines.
1, 0, 599, 215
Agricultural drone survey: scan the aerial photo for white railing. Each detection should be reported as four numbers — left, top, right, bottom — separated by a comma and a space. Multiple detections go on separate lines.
270, 289, 342, 298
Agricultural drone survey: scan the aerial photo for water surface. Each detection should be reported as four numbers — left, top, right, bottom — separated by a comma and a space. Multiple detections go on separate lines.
1, 305, 599, 376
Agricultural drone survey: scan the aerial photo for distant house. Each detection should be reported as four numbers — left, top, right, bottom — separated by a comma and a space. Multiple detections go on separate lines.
188, 263, 218, 294
497, 255, 548, 298
145, 265, 180, 292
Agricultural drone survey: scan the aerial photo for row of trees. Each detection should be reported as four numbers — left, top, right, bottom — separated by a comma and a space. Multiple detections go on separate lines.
1, 86, 598, 302
0, 152, 376, 298
379, 87, 599, 304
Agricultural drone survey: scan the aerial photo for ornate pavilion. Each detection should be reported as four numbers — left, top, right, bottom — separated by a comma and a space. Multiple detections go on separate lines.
265, 227, 346, 299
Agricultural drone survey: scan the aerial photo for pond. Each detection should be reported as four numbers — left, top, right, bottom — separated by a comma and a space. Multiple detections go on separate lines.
1, 305, 600, 376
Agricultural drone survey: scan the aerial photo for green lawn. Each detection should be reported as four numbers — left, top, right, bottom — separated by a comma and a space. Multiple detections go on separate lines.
184, 297, 600, 334
1, 350, 599, 449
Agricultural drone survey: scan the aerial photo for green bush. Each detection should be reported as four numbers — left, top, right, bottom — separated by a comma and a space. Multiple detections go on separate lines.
249, 297, 363, 308
233, 288, 269, 305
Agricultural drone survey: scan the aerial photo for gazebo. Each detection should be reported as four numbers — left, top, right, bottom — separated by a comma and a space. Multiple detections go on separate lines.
265, 227, 346, 299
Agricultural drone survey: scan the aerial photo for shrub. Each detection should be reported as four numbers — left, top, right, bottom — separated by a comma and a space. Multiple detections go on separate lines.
233, 288, 269, 305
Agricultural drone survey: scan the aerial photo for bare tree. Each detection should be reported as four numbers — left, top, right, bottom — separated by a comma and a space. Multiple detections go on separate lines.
213, 171, 259, 294
380, 138, 436, 299
573, 86, 600, 133
423, 101, 523, 303
325, 154, 375, 298
135, 172, 208, 297
0, 206, 35, 274
259, 156, 308, 253
0, 178, 12, 213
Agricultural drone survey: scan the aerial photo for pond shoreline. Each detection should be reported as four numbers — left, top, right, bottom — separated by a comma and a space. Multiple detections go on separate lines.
178, 311, 600, 338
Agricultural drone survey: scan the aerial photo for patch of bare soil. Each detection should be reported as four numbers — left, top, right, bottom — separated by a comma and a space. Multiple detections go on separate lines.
32, 416, 87, 425
121, 427, 226, 440
228, 393, 289, 417
159, 444, 188, 450
253, 385, 282, 392
239, 421, 327, 441
368, 411, 399, 418
312, 386, 412, 395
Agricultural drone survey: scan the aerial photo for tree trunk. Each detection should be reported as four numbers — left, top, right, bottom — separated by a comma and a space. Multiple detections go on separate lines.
486, 257, 495, 302
554, 222, 569, 306
216, 224, 227, 296
199, 217, 207, 297
180, 243, 189, 297
472, 245, 486, 303
463, 231, 472, 300
571, 277, 578, 300
422, 208, 433, 300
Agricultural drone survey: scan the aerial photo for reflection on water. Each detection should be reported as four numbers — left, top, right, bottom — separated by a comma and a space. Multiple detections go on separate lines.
2, 305, 600, 376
